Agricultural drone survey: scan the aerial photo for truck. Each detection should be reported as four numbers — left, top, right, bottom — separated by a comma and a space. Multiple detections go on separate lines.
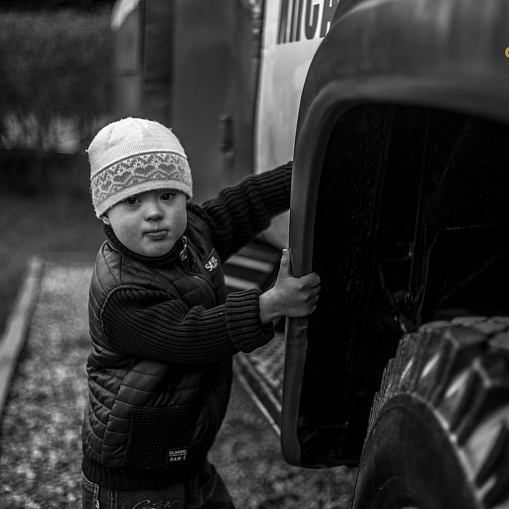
111, 0, 509, 507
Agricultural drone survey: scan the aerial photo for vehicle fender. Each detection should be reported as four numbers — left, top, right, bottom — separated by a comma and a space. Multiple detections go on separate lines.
281, 0, 509, 465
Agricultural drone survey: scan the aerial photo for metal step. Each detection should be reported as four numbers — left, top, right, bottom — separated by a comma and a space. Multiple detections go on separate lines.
224, 241, 284, 433
224, 240, 281, 293
234, 335, 285, 435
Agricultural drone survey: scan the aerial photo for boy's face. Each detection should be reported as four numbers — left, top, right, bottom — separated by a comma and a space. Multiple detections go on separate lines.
102, 189, 187, 257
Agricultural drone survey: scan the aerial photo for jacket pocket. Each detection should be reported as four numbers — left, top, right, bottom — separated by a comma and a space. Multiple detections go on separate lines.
124, 407, 193, 470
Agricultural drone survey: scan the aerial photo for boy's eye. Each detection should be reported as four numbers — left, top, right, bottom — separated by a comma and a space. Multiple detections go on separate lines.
161, 192, 175, 201
125, 196, 140, 205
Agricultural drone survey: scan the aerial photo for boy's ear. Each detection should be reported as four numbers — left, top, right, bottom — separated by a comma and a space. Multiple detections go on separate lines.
101, 213, 111, 226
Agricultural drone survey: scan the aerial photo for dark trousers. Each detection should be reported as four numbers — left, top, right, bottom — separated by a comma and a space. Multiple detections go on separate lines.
82, 463, 235, 509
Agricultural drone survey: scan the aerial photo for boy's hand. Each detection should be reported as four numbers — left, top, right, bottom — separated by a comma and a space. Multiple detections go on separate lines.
259, 249, 321, 324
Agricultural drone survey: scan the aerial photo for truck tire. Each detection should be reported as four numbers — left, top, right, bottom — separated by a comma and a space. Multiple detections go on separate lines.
352, 317, 509, 509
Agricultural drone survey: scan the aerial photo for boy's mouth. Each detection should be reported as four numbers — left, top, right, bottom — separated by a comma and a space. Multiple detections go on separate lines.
144, 229, 168, 240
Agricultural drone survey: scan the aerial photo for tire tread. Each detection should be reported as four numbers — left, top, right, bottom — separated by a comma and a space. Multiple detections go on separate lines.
364, 316, 509, 508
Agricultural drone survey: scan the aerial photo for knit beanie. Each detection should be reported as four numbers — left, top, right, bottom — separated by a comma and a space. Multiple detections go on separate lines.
88, 118, 193, 217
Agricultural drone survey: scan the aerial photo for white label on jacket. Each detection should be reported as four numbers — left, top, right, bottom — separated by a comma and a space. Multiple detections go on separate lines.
204, 251, 220, 272
168, 449, 187, 463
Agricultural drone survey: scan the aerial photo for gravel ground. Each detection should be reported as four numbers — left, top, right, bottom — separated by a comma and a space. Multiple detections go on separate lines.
0, 264, 357, 509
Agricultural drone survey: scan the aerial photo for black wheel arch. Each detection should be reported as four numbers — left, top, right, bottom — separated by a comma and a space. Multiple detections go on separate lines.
281, 0, 509, 467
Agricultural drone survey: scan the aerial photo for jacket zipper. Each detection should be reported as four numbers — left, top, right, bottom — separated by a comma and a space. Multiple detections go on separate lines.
182, 241, 218, 305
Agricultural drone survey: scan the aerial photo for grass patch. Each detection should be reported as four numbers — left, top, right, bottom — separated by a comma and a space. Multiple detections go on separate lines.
0, 188, 104, 336
0, 6, 113, 337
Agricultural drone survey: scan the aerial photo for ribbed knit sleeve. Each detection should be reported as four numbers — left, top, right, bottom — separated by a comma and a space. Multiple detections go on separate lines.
101, 286, 274, 364
189, 162, 292, 261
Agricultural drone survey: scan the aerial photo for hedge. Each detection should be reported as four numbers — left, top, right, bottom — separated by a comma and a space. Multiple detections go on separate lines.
0, 8, 114, 193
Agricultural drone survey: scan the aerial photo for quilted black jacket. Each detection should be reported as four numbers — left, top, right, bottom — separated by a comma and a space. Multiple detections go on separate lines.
81, 163, 292, 490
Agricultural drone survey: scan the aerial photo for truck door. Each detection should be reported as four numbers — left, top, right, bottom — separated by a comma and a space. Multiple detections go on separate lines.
112, 0, 239, 203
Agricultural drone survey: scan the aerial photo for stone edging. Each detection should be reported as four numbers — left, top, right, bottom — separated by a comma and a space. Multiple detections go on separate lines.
0, 256, 44, 422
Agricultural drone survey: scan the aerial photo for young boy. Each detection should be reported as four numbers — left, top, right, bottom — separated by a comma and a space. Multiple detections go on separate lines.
81, 117, 320, 509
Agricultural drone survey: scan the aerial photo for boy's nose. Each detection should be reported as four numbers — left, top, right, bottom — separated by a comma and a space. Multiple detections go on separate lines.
144, 200, 163, 220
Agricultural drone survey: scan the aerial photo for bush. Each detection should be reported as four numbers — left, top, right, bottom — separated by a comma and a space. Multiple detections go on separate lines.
0, 8, 114, 193
0, 0, 115, 11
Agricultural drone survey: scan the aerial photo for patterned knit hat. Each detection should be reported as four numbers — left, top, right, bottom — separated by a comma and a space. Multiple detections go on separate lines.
88, 118, 193, 217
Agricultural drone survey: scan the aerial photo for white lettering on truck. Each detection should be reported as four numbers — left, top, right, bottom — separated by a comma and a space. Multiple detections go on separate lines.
277, 0, 338, 44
